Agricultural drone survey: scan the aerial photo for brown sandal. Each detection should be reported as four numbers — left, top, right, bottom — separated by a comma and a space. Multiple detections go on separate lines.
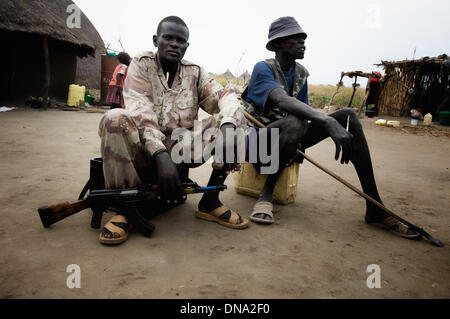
99, 214, 131, 245
368, 216, 421, 239
195, 206, 249, 229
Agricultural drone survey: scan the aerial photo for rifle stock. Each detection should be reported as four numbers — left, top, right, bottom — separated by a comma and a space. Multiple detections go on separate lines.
38, 184, 227, 229
38, 199, 90, 228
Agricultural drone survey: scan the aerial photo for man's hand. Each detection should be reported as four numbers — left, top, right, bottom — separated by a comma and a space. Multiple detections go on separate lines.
323, 116, 354, 164
154, 151, 185, 203
219, 123, 238, 173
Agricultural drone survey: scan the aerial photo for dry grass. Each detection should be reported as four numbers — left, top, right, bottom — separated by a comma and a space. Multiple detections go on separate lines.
210, 73, 245, 87
211, 74, 366, 110
308, 84, 366, 109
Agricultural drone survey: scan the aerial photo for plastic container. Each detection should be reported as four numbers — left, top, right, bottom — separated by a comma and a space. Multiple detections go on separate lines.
67, 84, 86, 107
85, 95, 94, 105
386, 120, 400, 127
423, 113, 432, 126
233, 162, 300, 205
411, 118, 418, 126
365, 110, 375, 118
439, 111, 450, 126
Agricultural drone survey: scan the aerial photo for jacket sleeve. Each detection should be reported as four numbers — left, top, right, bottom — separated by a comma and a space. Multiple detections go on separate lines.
197, 67, 246, 128
122, 57, 166, 156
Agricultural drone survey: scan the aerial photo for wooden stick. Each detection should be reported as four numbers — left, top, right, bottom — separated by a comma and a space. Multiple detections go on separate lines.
358, 83, 371, 116
42, 36, 50, 109
328, 74, 344, 107
243, 110, 423, 229
243, 110, 444, 246
347, 76, 358, 107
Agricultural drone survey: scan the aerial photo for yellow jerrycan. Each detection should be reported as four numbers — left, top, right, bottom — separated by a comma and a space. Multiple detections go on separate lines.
67, 84, 86, 107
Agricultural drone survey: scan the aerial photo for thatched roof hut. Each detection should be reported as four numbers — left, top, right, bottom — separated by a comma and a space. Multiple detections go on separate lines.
0, 0, 105, 101
376, 55, 450, 118
238, 70, 251, 84
0, 0, 97, 57
223, 69, 235, 81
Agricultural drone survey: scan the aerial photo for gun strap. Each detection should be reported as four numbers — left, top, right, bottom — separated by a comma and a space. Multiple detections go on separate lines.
78, 179, 91, 200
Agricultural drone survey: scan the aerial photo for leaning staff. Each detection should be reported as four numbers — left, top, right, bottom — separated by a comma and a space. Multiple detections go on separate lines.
243, 110, 443, 247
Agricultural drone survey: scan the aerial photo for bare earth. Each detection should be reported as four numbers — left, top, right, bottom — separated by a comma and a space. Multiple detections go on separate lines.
1, 106, 449, 299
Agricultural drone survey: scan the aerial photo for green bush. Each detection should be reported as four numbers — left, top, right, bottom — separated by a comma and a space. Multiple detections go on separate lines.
309, 94, 331, 108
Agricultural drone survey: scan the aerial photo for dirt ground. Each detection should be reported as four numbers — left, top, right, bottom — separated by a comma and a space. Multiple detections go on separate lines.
1, 106, 449, 299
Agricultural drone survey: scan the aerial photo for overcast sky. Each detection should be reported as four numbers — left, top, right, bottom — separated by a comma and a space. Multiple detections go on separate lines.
74, 0, 450, 86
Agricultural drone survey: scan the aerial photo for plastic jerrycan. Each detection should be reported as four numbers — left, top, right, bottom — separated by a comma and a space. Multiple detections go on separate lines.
67, 84, 86, 107
423, 113, 432, 126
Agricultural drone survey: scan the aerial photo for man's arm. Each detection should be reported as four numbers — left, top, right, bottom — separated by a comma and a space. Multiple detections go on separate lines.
269, 87, 354, 163
197, 67, 246, 129
116, 73, 122, 88
270, 87, 328, 123
115, 64, 127, 88
123, 56, 184, 202
197, 67, 246, 170
123, 58, 167, 156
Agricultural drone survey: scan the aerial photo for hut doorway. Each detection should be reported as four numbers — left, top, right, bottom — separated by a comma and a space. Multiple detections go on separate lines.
0, 30, 77, 102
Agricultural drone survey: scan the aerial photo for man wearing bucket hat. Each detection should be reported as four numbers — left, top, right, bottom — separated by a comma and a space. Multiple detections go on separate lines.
241, 16, 420, 239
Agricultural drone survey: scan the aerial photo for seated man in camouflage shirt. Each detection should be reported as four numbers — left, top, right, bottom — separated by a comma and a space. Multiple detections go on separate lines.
98, 16, 248, 245
242, 16, 420, 240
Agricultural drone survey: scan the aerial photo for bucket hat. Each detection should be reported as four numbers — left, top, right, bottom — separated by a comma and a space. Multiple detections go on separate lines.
266, 16, 307, 51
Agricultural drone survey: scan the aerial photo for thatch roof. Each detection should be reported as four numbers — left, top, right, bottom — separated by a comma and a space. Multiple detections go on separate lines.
238, 70, 251, 80
375, 54, 449, 117
223, 69, 235, 80
0, 0, 102, 57
375, 54, 449, 67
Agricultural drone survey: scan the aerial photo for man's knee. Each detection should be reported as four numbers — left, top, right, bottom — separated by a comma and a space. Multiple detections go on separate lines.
99, 109, 137, 137
338, 108, 362, 132
283, 115, 308, 140
348, 109, 363, 132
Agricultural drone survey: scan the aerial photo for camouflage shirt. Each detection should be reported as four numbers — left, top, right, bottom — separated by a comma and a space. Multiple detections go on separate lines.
123, 51, 246, 156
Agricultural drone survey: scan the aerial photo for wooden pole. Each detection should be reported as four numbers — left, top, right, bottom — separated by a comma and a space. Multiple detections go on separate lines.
328, 73, 344, 107
358, 81, 371, 116
347, 76, 358, 107
242, 109, 443, 246
42, 36, 50, 109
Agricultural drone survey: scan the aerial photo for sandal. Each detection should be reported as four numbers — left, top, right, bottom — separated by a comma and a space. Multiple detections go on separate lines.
250, 201, 274, 224
367, 216, 421, 239
99, 214, 131, 245
195, 206, 249, 229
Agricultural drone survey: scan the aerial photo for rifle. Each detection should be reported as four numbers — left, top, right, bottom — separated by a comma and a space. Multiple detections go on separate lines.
38, 182, 227, 237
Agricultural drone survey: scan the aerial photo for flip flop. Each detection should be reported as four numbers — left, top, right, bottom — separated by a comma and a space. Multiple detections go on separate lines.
250, 201, 274, 224
367, 216, 421, 239
99, 214, 131, 245
195, 206, 249, 229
